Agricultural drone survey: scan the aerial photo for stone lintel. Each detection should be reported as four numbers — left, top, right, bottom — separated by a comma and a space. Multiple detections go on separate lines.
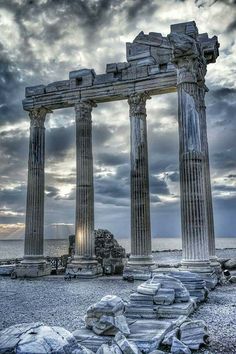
22, 70, 177, 111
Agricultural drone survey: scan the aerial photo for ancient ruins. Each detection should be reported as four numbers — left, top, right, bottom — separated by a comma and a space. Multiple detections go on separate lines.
16, 21, 220, 280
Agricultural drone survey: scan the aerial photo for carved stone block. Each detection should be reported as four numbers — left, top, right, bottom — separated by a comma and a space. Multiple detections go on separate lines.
94, 73, 118, 85
25, 85, 45, 97
106, 63, 117, 73
126, 42, 150, 61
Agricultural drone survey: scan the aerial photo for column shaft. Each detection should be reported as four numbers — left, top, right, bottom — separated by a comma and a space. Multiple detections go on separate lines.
198, 86, 216, 260
24, 108, 48, 261
178, 82, 210, 267
128, 93, 153, 265
74, 101, 95, 260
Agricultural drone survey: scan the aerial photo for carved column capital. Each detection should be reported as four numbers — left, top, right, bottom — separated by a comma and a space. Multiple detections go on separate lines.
75, 100, 97, 121
29, 107, 51, 127
128, 92, 151, 117
168, 32, 207, 85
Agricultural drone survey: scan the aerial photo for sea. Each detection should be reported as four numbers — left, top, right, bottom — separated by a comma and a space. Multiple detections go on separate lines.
0, 238, 235, 260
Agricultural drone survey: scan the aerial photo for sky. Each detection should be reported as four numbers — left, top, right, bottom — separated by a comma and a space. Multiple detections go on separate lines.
0, 0, 235, 240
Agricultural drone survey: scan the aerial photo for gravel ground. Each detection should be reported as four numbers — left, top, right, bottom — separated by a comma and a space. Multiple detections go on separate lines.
0, 249, 236, 354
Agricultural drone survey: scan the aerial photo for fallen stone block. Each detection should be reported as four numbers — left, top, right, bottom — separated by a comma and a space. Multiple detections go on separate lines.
0, 322, 89, 354
171, 337, 191, 354
86, 295, 125, 328
137, 282, 161, 295
73, 327, 111, 353
128, 319, 173, 353
92, 314, 130, 336
153, 288, 175, 305
150, 275, 190, 302
162, 328, 179, 346
0, 264, 15, 276
180, 320, 209, 350
114, 332, 141, 354
96, 343, 122, 354
224, 259, 236, 270
155, 301, 195, 319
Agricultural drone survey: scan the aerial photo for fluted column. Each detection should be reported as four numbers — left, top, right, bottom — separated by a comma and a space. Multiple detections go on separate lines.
198, 86, 217, 262
74, 100, 96, 260
169, 30, 211, 271
128, 92, 154, 266
23, 107, 49, 263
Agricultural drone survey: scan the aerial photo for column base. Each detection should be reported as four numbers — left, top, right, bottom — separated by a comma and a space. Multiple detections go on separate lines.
14, 258, 51, 278
66, 258, 102, 279
123, 255, 156, 281
180, 260, 218, 289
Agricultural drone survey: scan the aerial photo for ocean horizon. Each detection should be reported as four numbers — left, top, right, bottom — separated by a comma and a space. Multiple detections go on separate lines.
0, 237, 235, 260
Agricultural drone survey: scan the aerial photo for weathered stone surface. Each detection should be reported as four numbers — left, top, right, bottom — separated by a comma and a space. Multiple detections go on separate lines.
25, 85, 45, 97
85, 295, 128, 336
86, 295, 125, 322
171, 337, 191, 354
128, 319, 173, 353
93, 315, 130, 336
165, 271, 208, 302
149, 275, 190, 302
0, 322, 90, 354
153, 288, 175, 305
224, 259, 236, 270
229, 275, 236, 283
137, 282, 161, 296
180, 320, 209, 350
69, 229, 126, 275
114, 332, 141, 354
73, 328, 110, 353
0, 264, 15, 276
96, 343, 122, 354
162, 328, 179, 346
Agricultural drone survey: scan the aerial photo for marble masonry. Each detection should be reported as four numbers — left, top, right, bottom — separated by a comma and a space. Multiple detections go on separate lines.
18, 21, 220, 279
68, 229, 126, 276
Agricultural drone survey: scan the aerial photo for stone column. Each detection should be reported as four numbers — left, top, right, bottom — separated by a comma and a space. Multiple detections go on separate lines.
169, 30, 211, 273
66, 100, 102, 278
16, 107, 51, 277
198, 86, 217, 263
124, 92, 155, 280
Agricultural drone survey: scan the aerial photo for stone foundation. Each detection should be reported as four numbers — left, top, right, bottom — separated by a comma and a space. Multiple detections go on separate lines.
15, 261, 51, 278
66, 259, 102, 279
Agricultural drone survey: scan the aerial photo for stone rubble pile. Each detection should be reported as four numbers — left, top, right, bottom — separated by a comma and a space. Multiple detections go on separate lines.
161, 318, 209, 353
69, 229, 126, 275
125, 275, 195, 319
85, 295, 130, 336
0, 289, 210, 354
165, 271, 209, 302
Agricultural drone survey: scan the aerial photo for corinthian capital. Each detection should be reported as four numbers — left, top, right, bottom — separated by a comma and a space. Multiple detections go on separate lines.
75, 100, 97, 121
128, 92, 151, 117
168, 32, 207, 85
29, 107, 51, 127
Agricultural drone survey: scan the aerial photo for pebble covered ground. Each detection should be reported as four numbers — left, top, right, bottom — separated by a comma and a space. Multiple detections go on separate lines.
0, 249, 236, 354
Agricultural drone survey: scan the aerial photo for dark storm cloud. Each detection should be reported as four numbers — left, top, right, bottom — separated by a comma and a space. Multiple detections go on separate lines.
149, 175, 170, 195
126, 0, 158, 20
0, 185, 26, 214
96, 152, 128, 166
168, 171, 179, 182
46, 125, 74, 159
213, 184, 236, 192
45, 185, 61, 198
0, 43, 25, 126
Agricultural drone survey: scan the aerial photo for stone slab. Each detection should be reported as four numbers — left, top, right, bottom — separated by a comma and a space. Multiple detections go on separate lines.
0, 264, 15, 276
66, 262, 102, 279
155, 301, 195, 319
128, 319, 174, 353
73, 327, 111, 352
